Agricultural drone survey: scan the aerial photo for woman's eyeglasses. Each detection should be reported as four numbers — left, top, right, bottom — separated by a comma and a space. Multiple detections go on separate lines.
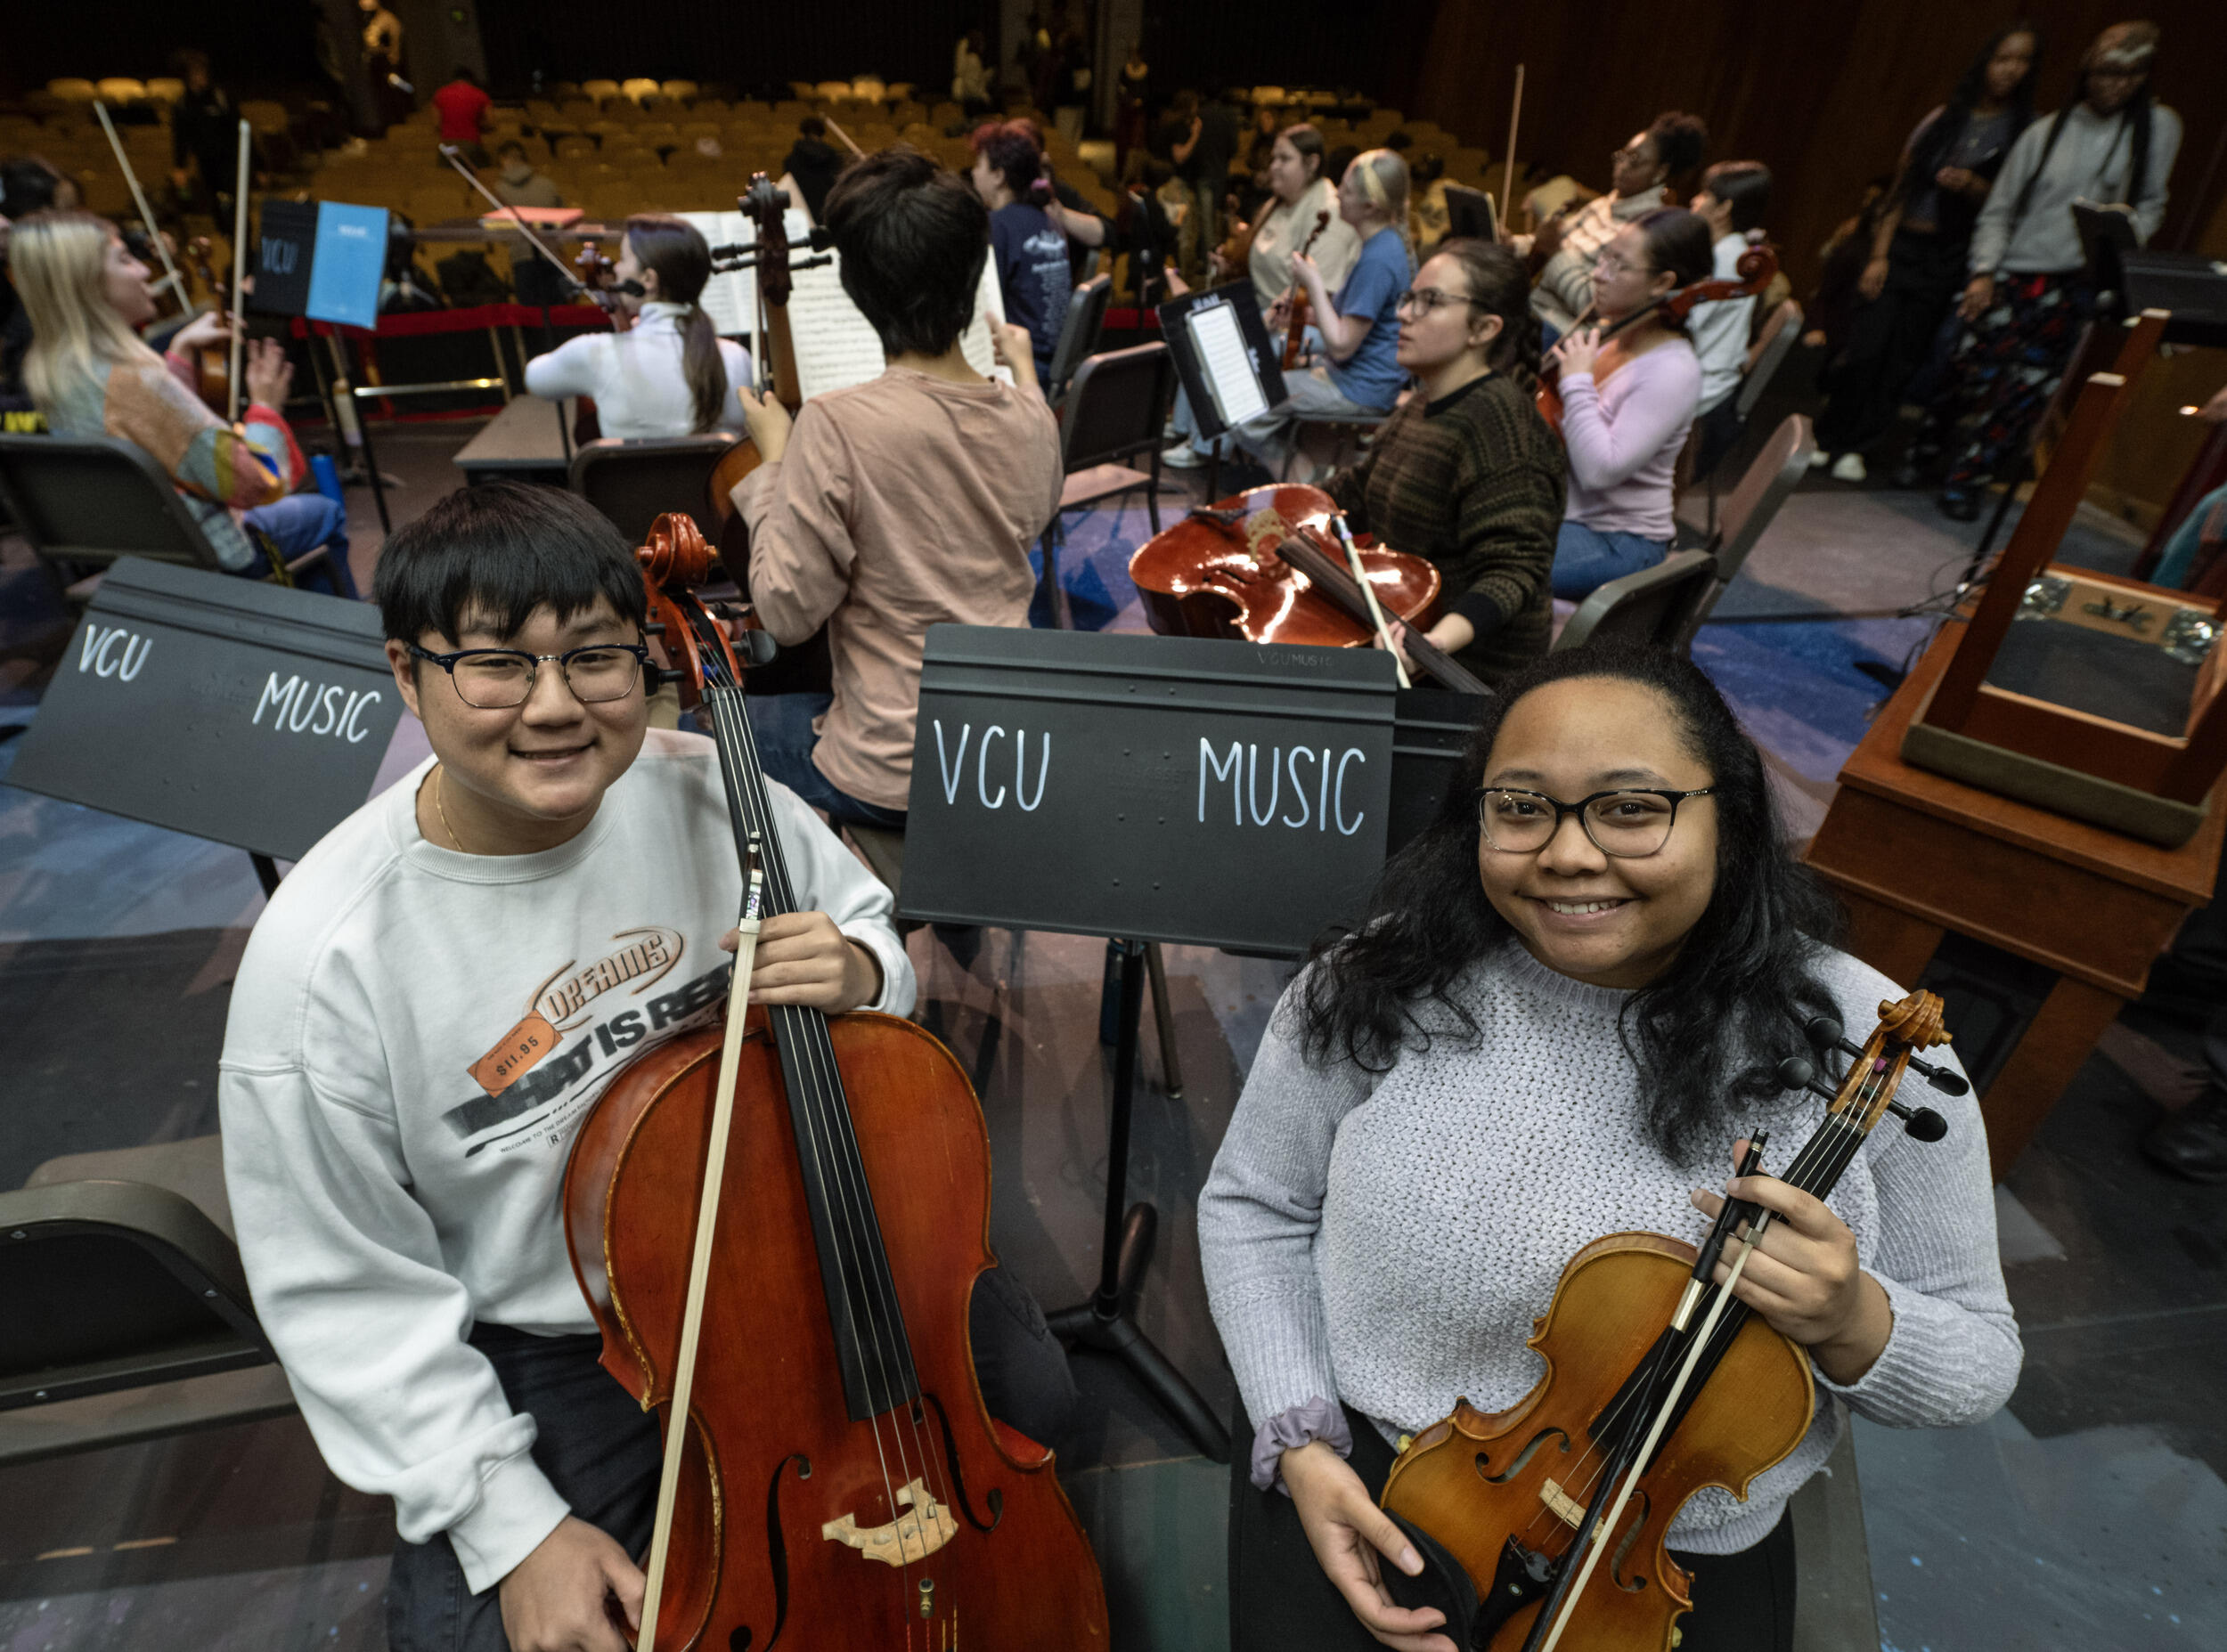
1476, 786, 1714, 858
1395, 288, 1480, 316
1594, 253, 1652, 278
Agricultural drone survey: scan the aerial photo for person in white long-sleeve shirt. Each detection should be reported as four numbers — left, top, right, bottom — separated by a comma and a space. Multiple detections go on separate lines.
218, 483, 1073, 1652
1910, 20, 2182, 519
521, 214, 752, 440
1200, 647, 2019, 1652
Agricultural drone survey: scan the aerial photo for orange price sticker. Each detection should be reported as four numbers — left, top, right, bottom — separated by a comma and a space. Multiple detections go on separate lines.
469, 1011, 559, 1097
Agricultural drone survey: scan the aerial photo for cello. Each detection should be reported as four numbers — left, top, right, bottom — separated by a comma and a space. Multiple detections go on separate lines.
1129, 484, 1489, 693
1279, 210, 1334, 370
707, 172, 822, 519
562, 513, 1109, 1650
1534, 240, 1778, 435
1377, 992, 1963, 1651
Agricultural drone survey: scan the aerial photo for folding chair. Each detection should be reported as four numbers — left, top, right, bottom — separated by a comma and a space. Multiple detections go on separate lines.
1038, 342, 1177, 628
1554, 551, 1717, 652
567, 434, 741, 547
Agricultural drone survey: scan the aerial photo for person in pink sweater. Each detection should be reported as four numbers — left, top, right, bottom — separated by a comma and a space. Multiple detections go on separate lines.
1546, 208, 1711, 601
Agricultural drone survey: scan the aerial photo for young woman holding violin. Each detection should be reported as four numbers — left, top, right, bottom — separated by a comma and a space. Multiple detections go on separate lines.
10, 209, 356, 597
219, 482, 1076, 1652
522, 214, 752, 441
1546, 208, 1710, 601
1229, 148, 1415, 480
1329, 239, 1565, 686
1201, 645, 2021, 1652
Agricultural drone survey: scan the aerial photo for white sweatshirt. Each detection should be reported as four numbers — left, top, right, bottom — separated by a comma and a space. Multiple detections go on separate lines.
218, 729, 915, 1593
521, 301, 753, 440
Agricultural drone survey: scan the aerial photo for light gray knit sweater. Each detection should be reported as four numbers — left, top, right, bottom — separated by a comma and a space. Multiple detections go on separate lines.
1199, 940, 2022, 1554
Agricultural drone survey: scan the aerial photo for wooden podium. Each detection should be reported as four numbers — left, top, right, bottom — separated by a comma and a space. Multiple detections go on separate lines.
1805, 618, 2224, 1175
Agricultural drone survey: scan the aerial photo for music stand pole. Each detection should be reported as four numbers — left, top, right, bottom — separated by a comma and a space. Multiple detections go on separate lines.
1044, 938, 1232, 1462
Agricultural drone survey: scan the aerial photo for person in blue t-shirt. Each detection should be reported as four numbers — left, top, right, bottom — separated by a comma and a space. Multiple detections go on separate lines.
1231, 148, 1415, 478
970, 120, 1073, 384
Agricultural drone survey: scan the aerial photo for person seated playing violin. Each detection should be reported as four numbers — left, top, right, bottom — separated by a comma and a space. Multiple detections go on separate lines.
1200, 646, 2021, 1652
1230, 148, 1415, 481
218, 482, 1076, 1652
1326, 239, 1565, 686
733, 147, 1061, 830
10, 209, 356, 598
1546, 208, 1711, 601
1521, 110, 1708, 339
522, 214, 752, 441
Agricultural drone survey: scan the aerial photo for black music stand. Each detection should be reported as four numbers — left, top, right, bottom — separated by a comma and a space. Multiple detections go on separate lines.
901, 627, 1411, 1462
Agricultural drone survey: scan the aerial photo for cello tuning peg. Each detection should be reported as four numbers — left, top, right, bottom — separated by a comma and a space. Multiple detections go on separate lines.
1804, 1015, 1844, 1051
1887, 1100, 1951, 1143
1906, 1054, 1970, 1097
1774, 1056, 1815, 1090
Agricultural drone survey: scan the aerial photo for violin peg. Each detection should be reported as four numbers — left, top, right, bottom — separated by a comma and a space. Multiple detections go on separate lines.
1774, 1056, 1815, 1091
1804, 1014, 1844, 1050
1908, 1055, 1971, 1097
1887, 1101, 1950, 1143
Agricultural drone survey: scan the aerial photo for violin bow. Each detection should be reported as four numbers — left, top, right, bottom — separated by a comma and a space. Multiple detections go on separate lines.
1328, 516, 1410, 688
438, 143, 596, 303
1502, 65, 1524, 234
94, 102, 189, 311
820, 114, 869, 162
228, 118, 250, 425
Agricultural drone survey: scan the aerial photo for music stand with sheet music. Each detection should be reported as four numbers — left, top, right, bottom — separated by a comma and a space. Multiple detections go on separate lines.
1158, 284, 1288, 497
1443, 183, 1498, 244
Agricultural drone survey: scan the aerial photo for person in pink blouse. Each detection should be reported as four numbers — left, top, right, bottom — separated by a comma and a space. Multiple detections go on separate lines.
12, 210, 355, 597
1546, 208, 1711, 601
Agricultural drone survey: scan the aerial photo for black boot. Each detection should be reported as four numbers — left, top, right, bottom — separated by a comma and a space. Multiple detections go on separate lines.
2144, 1088, 2227, 1184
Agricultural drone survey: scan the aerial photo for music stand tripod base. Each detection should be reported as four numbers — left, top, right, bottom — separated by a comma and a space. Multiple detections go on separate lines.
1045, 939, 1231, 1462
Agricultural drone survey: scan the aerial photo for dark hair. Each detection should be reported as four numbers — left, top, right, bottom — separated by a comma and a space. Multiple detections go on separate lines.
800, 115, 827, 138
1645, 111, 1709, 181
171, 48, 212, 79
623, 214, 725, 432
2009, 23, 2158, 235
971, 119, 1041, 194
823, 146, 991, 358
1906, 20, 2042, 195
374, 481, 648, 646
452, 65, 477, 86
1384, 128, 1414, 152
1699, 160, 1773, 232
0, 155, 66, 217
1278, 122, 1326, 183
1295, 646, 1843, 1162
1434, 238, 1542, 383
1627, 207, 1716, 327
497, 139, 528, 162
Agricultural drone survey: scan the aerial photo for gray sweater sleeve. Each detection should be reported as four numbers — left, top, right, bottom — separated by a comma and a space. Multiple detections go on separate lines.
1198, 984, 1374, 1429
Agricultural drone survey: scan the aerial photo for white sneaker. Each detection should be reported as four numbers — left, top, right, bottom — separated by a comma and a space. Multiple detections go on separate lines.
1808, 449, 1831, 469
1830, 452, 1867, 483
1160, 442, 1209, 469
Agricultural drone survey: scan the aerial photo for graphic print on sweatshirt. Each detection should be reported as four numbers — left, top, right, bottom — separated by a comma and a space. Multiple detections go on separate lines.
441, 924, 731, 1157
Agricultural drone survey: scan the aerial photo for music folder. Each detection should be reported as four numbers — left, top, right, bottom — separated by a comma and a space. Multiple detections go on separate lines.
1157, 285, 1288, 440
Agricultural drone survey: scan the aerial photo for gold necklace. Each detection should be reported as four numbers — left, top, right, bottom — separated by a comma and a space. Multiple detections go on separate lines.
433, 765, 469, 853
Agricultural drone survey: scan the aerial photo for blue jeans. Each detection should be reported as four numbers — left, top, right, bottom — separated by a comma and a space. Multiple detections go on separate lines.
386, 1270, 1074, 1648
1551, 520, 1669, 601
743, 690, 909, 829
243, 492, 359, 599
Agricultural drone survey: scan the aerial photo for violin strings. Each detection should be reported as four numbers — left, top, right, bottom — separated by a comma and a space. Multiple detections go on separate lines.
712, 679, 961, 1584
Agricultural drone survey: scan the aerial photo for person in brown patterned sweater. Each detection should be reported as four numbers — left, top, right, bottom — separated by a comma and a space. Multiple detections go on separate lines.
1325, 238, 1567, 686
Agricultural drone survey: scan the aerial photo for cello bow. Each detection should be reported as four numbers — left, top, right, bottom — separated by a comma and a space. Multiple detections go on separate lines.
1274, 529, 1493, 695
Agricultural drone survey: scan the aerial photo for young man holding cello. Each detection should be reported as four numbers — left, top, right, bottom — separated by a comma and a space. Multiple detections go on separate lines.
218, 482, 1074, 1652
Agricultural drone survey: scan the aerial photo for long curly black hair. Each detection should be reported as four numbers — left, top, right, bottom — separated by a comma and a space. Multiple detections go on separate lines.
1295, 646, 1845, 1162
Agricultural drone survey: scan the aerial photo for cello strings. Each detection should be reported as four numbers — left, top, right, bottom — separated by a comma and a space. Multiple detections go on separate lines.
713, 676, 959, 1570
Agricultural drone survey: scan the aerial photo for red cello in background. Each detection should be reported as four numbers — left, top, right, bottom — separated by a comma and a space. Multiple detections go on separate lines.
1534, 240, 1779, 434
561, 514, 1110, 1650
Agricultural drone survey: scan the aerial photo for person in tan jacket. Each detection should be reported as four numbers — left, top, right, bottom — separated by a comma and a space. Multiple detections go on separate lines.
733, 148, 1063, 826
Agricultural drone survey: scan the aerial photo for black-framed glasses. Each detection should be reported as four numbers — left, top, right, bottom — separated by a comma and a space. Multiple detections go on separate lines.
1476, 786, 1714, 858
407, 641, 651, 709
1396, 287, 1480, 316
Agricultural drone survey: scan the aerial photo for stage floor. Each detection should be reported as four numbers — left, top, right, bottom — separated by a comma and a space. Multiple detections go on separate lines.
0, 384, 2218, 1650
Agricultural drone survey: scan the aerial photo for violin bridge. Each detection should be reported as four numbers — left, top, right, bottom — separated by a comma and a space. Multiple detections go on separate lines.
1538, 1477, 1587, 1530
820, 1477, 958, 1567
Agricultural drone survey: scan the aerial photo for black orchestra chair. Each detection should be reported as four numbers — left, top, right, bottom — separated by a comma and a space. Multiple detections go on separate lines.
1039, 341, 1177, 629
568, 434, 739, 549
1671, 412, 1815, 649
0, 1135, 295, 1466
1044, 274, 1113, 408
0, 432, 332, 599
1553, 549, 1717, 654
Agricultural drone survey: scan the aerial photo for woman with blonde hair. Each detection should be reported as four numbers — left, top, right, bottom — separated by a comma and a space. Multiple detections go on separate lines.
12, 209, 355, 596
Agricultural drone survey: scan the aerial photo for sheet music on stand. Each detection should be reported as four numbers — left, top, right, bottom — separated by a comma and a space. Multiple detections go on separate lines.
684, 207, 1010, 397
1157, 285, 1286, 440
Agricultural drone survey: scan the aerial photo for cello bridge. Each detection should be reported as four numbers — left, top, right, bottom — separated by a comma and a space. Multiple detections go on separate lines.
820, 1477, 958, 1567
1539, 1477, 1587, 1530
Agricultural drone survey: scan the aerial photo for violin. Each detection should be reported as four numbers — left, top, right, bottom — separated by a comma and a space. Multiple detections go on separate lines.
572, 240, 640, 333
1280, 210, 1334, 371
1377, 990, 1962, 1652
1535, 241, 1777, 435
1130, 484, 1488, 689
183, 236, 234, 412
561, 512, 1111, 1649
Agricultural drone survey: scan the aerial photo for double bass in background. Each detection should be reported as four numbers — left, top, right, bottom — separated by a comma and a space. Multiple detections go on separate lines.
1377, 993, 1962, 1652
561, 514, 1111, 1649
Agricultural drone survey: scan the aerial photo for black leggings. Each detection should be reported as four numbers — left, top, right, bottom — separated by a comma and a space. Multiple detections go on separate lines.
1228, 1404, 1796, 1652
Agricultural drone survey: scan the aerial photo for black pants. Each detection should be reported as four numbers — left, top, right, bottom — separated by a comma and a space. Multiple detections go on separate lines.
1814, 226, 1967, 460
386, 1267, 1075, 1650
1228, 1404, 1795, 1652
